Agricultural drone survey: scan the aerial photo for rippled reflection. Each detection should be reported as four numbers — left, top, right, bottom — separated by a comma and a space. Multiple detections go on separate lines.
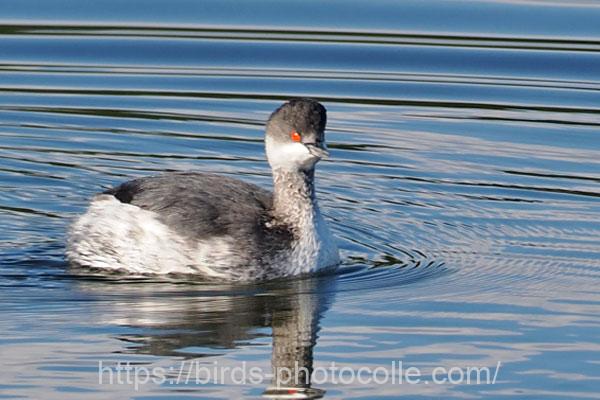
72, 276, 336, 399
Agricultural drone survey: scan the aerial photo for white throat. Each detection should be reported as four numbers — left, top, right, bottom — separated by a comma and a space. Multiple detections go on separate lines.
265, 136, 318, 171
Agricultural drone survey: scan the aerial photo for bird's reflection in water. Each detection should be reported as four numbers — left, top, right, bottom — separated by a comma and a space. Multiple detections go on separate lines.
264, 276, 332, 399
74, 274, 336, 399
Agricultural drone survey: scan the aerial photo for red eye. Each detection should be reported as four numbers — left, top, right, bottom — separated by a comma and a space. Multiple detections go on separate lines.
291, 131, 302, 142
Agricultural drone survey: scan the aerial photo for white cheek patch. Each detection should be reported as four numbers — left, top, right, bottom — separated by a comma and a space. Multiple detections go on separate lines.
266, 138, 316, 170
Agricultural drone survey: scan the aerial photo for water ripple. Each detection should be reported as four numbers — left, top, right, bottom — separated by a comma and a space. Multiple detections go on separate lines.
2, 24, 600, 52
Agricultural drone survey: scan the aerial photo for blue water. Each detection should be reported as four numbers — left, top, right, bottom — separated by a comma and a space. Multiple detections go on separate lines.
1, 1, 600, 399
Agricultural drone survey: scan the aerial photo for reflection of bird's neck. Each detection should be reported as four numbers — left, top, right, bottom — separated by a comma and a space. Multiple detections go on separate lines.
262, 277, 336, 398
269, 280, 323, 390
272, 168, 318, 229
271, 311, 318, 388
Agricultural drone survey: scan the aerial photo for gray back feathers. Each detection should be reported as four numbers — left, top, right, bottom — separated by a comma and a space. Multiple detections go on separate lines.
105, 173, 292, 260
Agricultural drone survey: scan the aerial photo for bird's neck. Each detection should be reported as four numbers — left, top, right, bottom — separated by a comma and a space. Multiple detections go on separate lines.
271, 168, 318, 227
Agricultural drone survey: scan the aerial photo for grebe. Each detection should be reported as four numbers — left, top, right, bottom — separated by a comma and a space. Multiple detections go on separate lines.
66, 99, 340, 280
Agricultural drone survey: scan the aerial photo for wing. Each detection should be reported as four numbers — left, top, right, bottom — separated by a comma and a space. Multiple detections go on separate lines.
104, 172, 273, 241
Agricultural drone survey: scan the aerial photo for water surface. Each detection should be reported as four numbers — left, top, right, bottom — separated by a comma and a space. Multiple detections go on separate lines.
1, 1, 600, 399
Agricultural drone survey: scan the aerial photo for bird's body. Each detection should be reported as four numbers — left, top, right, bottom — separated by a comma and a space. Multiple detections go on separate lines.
66, 99, 340, 281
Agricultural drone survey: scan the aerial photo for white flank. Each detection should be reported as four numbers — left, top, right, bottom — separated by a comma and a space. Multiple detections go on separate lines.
66, 194, 230, 277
